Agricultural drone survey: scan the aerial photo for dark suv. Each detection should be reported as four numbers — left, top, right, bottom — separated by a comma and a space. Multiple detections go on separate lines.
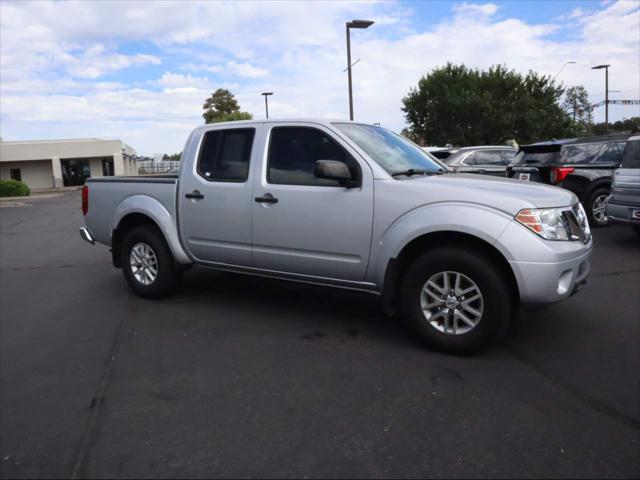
507, 135, 628, 227
443, 146, 517, 177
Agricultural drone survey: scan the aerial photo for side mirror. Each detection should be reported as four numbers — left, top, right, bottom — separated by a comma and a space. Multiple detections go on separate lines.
314, 160, 357, 187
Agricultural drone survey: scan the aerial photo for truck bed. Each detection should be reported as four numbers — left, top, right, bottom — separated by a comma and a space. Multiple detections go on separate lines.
84, 175, 178, 247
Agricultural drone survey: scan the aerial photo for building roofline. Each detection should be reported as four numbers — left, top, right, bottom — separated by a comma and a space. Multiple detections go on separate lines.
0, 138, 124, 145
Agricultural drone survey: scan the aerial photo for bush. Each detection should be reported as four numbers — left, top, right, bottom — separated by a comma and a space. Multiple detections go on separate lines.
0, 179, 30, 197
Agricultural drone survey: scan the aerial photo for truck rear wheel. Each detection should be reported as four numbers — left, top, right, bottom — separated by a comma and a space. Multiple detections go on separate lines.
400, 246, 512, 355
121, 225, 180, 299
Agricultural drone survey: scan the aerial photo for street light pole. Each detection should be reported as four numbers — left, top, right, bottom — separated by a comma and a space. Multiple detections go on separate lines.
261, 92, 273, 119
553, 60, 576, 81
592, 64, 610, 134
345, 19, 374, 121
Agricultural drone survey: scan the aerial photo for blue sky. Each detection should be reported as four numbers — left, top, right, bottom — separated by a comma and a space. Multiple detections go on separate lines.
1, 0, 638, 154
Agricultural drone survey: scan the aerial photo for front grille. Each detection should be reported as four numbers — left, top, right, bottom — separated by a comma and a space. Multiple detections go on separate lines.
562, 204, 591, 243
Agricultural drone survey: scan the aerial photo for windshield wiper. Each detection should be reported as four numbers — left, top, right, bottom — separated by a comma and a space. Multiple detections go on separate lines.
390, 169, 427, 177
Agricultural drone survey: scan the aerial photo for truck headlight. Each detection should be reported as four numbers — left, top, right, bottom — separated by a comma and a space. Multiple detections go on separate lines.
515, 208, 571, 240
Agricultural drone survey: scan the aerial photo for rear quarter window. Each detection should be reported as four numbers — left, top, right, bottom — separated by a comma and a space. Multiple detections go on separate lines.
560, 142, 623, 165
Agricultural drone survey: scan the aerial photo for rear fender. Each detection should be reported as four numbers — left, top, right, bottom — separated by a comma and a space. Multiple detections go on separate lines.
112, 195, 191, 265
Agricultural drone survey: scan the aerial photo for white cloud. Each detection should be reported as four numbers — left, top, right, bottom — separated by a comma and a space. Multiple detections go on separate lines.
1, 0, 639, 154
225, 61, 268, 78
453, 2, 499, 17
155, 72, 211, 89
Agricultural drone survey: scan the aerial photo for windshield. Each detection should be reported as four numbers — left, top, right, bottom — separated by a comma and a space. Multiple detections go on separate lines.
333, 123, 447, 175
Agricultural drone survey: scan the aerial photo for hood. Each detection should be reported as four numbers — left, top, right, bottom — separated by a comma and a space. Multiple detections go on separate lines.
391, 173, 577, 215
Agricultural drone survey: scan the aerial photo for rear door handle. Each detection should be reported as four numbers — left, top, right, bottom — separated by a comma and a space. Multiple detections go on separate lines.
255, 193, 278, 204
185, 190, 204, 200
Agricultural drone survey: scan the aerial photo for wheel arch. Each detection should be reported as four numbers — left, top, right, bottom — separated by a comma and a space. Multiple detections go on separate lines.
381, 230, 519, 316
111, 195, 191, 268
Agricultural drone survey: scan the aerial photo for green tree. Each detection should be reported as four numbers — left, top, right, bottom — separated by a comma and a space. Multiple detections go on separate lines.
563, 85, 593, 135
162, 152, 182, 161
591, 116, 640, 136
202, 88, 252, 123
402, 63, 573, 146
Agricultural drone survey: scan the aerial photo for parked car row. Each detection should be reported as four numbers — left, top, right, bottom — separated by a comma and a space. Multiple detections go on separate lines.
424, 133, 637, 229
442, 146, 517, 177
606, 135, 640, 235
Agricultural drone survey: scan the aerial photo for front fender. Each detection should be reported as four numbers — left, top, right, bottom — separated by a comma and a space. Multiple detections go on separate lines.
366, 202, 515, 286
112, 195, 191, 265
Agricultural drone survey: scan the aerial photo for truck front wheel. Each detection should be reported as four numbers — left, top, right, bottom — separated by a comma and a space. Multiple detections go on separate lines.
400, 246, 512, 355
121, 225, 181, 299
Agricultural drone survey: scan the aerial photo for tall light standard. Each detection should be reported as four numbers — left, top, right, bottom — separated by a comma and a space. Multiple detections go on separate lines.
553, 60, 576, 81
346, 19, 374, 121
261, 92, 273, 119
592, 64, 611, 133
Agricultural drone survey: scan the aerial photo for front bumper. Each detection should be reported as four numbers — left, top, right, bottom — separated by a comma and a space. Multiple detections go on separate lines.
509, 246, 592, 305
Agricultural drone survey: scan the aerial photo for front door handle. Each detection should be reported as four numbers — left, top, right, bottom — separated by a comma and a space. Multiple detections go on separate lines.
185, 190, 204, 200
254, 193, 278, 204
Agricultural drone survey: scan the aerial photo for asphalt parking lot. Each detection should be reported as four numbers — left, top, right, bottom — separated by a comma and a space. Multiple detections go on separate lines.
1, 190, 638, 478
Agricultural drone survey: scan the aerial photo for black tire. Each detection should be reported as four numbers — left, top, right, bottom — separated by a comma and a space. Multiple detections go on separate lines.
400, 246, 513, 355
585, 187, 610, 228
121, 225, 181, 299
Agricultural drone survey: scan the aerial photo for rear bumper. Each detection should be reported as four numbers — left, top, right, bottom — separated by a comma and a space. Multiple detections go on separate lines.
79, 227, 95, 245
606, 200, 640, 225
509, 244, 592, 305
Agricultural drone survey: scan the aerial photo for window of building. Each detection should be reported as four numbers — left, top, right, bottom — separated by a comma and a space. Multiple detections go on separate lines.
267, 127, 359, 186
197, 128, 255, 182
10, 169, 21, 182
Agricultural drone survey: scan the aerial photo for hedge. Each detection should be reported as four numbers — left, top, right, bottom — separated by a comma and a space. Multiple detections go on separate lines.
0, 179, 30, 197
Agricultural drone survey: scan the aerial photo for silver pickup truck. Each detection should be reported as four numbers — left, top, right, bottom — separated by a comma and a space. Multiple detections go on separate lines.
81, 119, 593, 354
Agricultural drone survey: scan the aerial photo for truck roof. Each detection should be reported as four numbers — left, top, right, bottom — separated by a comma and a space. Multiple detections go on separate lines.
193, 118, 360, 130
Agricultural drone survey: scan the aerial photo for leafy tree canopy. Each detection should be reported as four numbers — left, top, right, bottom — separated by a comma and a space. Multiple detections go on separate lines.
401, 63, 573, 146
563, 85, 594, 136
162, 152, 182, 161
591, 116, 640, 136
202, 88, 253, 124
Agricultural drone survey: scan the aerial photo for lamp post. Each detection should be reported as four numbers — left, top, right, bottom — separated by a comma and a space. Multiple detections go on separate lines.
592, 64, 611, 133
553, 60, 576, 81
261, 92, 273, 119
346, 19, 374, 121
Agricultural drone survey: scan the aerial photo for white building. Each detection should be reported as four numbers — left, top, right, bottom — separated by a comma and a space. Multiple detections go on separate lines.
0, 138, 138, 190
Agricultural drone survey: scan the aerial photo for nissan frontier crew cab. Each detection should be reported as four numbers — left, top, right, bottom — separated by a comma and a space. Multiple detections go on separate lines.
80, 119, 593, 354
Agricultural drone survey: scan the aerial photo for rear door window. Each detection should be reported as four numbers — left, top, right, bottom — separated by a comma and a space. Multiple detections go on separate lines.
473, 150, 507, 165
197, 128, 255, 182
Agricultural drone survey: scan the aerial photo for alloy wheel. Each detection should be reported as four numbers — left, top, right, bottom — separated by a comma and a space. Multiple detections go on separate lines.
129, 242, 158, 285
420, 271, 484, 335
592, 194, 608, 224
